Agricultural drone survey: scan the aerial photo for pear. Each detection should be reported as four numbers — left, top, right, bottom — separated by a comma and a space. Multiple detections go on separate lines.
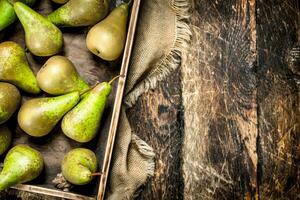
62, 148, 98, 185
0, 0, 36, 31
51, 0, 69, 4
18, 91, 80, 137
62, 78, 117, 143
0, 41, 40, 93
37, 56, 89, 95
0, 0, 16, 31
0, 144, 44, 190
47, 0, 109, 27
86, 3, 129, 61
0, 82, 21, 124
0, 125, 12, 156
14, 2, 63, 56
8, 0, 36, 5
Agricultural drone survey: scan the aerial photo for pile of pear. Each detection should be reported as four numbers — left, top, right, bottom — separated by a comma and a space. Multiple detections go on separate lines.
0, 0, 131, 190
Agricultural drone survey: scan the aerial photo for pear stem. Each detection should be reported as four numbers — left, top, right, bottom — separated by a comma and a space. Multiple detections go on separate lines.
91, 172, 102, 177
79, 82, 99, 96
108, 75, 125, 85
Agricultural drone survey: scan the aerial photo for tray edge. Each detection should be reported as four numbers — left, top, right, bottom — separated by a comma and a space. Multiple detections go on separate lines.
97, 0, 142, 199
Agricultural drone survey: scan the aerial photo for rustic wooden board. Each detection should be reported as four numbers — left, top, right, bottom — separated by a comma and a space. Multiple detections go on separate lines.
256, 0, 300, 199
1, 0, 299, 199
128, 68, 184, 200
181, 0, 258, 199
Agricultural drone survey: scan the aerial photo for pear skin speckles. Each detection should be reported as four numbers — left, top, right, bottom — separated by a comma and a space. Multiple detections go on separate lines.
0, 41, 40, 93
14, 2, 63, 56
0, 144, 44, 190
0, 82, 21, 124
18, 92, 80, 137
62, 83, 111, 143
0, 125, 12, 155
62, 148, 98, 185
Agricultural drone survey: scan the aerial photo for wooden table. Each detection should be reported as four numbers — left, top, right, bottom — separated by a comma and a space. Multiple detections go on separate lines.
1, 0, 299, 199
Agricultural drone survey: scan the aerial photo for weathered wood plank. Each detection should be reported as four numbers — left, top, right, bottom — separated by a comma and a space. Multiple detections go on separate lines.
256, 0, 300, 199
181, 0, 258, 199
129, 68, 184, 200
1, 1, 299, 200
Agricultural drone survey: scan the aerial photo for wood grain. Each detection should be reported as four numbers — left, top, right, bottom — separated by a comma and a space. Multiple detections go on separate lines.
1, 0, 299, 199
129, 68, 184, 200
181, 0, 258, 199
256, 0, 300, 199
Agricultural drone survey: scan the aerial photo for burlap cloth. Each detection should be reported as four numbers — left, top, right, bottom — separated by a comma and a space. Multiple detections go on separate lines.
107, 0, 191, 199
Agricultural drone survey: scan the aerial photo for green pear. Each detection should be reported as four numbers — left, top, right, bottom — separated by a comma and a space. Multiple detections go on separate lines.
8, 0, 36, 5
18, 91, 80, 137
0, 41, 40, 93
14, 2, 63, 56
86, 3, 129, 61
0, 0, 36, 31
62, 148, 98, 185
62, 79, 115, 143
47, 0, 109, 27
51, 0, 69, 4
0, 0, 16, 31
0, 82, 21, 124
0, 144, 44, 190
0, 125, 12, 156
37, 56, 89, 95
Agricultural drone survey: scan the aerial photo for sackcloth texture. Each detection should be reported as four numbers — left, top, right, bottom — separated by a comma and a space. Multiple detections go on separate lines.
107, 0, 191, 199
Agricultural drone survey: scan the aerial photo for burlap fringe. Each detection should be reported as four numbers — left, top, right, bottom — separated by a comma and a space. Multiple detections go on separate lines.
125, 0, 192, 107
108, 134, 155, 200
132, 134, 155, 175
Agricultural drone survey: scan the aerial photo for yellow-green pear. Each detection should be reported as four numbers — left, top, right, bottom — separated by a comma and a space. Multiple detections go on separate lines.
18, 91, 80, 137
62, 148, 98, 185
86, 3, 129, 61
0, 145, 44, 190
0, 41, 40, 93
62, 77, 118, 143
0, 0, 36, 31
0, 82, 21, 124
47, 0, 109, 27
14, 2, 63, 56
37, 56, 89, 95
0, 125, 12, 156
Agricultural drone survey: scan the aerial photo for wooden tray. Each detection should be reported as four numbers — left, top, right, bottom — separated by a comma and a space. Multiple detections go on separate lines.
0, 0, 141, 199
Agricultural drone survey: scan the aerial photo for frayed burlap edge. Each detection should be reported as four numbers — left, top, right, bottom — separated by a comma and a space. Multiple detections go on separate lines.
131, 134, 155, 175
108, 134, 155, 200
124, 0, 192, 107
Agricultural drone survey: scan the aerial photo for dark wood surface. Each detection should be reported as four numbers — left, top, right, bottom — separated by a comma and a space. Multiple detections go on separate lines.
1, 0, 300, 199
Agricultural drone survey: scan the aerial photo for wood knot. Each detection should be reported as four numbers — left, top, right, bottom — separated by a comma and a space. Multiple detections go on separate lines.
288, 43, 300, 75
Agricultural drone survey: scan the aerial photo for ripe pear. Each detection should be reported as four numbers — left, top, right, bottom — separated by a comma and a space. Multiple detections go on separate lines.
47, 0, 109, 27
0, 144, 44, 190
0, 82, 21, 124
0, 125, 12, 156
62, 79, 115, 143
0, 41, 40, 93
37, 56, 89, 95
86, 3, 129, 61
51, 0, 68, 4
62, 148, 98, 185
14, 2, 63, 56
18, 91, 80, 137
0, 0, 36, 31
